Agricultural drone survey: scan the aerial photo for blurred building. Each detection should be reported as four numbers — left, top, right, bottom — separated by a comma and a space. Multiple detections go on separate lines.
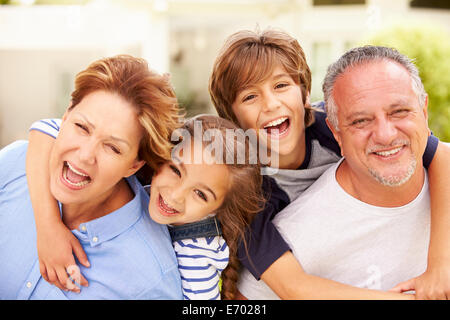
0, 0, 449, 146
167, 0, 450, 114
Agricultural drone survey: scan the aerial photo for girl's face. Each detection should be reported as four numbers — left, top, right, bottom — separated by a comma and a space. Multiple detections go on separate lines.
148, 148, 230, 226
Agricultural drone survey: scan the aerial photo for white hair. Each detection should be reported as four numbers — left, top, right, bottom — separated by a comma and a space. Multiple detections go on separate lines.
322, 46, 427, 130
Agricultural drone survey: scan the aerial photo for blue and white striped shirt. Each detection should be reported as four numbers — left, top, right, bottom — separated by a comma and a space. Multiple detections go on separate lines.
29, 118, 61, 138
174, 236, 229, 300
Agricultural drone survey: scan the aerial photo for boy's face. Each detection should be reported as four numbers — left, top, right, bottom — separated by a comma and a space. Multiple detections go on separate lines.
231, 65, 308, 169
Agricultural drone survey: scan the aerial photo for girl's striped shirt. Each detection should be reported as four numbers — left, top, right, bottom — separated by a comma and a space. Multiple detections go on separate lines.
174, 236, 229, 300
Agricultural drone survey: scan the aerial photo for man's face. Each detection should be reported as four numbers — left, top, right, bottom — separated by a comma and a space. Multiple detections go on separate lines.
330, 60, 429, 187
231, 64, 307, 169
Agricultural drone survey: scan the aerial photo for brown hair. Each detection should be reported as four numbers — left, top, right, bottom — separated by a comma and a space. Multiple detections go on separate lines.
209, 28, 314, 127
70, 55, 182, 172
179, 115, 265, 300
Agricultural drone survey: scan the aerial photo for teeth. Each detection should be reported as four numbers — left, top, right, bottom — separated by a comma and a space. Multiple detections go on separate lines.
63, 166, 91, 187
374, 146, 402, 157
264, 117, 288, 128
67, 162, 89, 177
160, 195, 178, 213
65, 178, 90, 187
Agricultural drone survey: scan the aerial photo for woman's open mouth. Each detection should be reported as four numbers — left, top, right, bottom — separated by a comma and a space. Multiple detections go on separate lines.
158, 194, 180, 217
61, 161, 92, 190
262, 117, 291, 139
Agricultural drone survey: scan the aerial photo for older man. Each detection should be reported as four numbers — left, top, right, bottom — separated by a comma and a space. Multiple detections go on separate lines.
237, 46, 435, 299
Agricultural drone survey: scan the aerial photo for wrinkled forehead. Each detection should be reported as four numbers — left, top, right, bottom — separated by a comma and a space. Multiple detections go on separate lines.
62, 91, 143, 147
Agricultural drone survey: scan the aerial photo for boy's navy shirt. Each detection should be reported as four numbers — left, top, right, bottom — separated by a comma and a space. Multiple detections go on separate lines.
238, 108, 439, 280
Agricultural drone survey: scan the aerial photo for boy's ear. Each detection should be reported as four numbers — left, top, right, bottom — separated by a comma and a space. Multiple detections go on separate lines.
325, 118, 344, 157
304, 93, 311, 108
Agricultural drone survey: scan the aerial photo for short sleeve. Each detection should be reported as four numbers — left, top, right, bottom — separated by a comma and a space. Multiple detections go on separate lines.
29, 119, 62, 139
423, 134, 439, 169
174, 237, 229, 300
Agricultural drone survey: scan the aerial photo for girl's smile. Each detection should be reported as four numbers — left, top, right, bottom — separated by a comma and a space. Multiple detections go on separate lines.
157, 193, 180, 216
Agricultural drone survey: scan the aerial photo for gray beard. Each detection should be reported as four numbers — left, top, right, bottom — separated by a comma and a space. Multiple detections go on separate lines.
368, 157, 417, 187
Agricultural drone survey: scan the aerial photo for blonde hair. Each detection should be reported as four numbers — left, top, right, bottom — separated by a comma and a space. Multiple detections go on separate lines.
179, 115, 265, 300
70, 55, 182, 172
209, 28, 314, 127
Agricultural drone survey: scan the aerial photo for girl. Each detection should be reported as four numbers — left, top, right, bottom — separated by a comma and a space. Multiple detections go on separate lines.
27, 114, 265, 300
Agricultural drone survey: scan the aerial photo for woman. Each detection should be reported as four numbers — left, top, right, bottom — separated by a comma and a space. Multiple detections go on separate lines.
20, 55, 183, 298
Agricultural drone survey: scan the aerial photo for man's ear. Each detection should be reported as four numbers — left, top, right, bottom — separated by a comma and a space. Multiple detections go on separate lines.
326, 118, 344, 157
422, 94, 429, 121
421, 95, 431, 136
125, 159, 146, 178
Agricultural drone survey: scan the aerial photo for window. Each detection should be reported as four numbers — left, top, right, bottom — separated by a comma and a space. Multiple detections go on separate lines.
410, 0, 450, 10
313, 0, 365, 6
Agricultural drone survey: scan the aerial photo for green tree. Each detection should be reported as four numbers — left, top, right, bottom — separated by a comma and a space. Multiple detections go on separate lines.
365, 24, 450, 142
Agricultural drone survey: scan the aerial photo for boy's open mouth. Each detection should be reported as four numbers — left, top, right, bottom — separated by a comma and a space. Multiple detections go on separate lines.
262, 117, 290, 137
158, 194, 180, 216
62, 161, 92, 189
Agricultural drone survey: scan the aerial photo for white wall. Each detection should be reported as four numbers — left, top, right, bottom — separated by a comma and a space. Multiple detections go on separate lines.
0, 3, 169, 147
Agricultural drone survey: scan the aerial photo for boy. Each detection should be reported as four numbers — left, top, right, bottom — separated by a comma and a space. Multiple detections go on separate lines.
209, 28, 450, 299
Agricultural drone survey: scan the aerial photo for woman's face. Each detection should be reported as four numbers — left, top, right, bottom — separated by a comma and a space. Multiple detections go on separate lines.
49, 90, 145, 207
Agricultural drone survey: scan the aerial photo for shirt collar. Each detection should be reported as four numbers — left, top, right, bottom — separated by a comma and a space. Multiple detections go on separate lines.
71, 175, 145, 247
